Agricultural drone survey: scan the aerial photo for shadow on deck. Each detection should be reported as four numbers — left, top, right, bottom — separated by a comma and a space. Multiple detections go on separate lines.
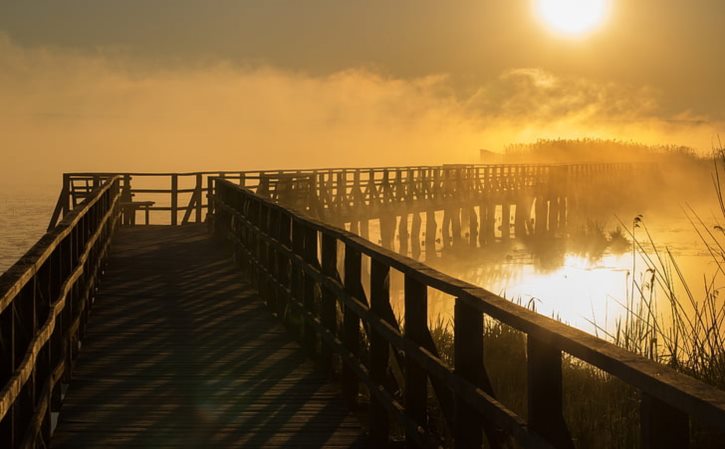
51, 225, 363, 448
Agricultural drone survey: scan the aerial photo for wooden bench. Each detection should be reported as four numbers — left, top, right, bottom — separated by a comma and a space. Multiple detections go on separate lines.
120, 200, 155, 225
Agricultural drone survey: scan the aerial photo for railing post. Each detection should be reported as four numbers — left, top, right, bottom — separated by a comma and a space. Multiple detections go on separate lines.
195, 173, 203, 223
171, 174, 178, 226
303, 225, 318, 355
277, 212, 292, 320
212, 180, 226, 239
527, 336, 574, 449
0, 300, 13, 448
206, 176, 215, 232
454, 298, 484, 449
122, 174, 132, 225
640, 393, 689, 449
369, 259, 391, 447
291, 219, 305, 338
265, 205, 279, 313
404, 274, 427, 448
320, 234, 338, 375
342, 244, 362, 408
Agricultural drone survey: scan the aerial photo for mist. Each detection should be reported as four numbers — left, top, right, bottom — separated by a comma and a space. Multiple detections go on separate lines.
0, 34, 721, 191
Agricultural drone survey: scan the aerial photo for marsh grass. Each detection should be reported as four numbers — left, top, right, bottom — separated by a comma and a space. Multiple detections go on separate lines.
421, 146, 725, 446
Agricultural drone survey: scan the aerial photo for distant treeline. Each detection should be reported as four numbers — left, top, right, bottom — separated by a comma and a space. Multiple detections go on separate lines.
499, 138, 702, 164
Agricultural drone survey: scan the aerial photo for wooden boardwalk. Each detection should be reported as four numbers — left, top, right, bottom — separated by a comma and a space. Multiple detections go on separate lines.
51, 225, 364, 448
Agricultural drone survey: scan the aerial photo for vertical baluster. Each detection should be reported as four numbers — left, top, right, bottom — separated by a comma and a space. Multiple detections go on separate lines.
369, 259, 391, 446
291, 220, 305, 338
527, 336, 574, 449
303, 225, 318, 355
277, 211, 292, 321
207, 176, 215, 233
171, 174, 178, 226
454, 298, 483, 448
320, 234, 338, 375
195, 173, 203, 223
266, 207, 279, 313
640, 394, 689, 449
342, 245, 362, 407
404, 274, 427, 448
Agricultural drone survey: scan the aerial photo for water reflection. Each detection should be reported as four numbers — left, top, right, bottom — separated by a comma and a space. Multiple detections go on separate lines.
380, 214, 723, 342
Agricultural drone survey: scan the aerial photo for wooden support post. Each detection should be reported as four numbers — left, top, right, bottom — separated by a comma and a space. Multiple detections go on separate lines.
451, 207, 463, 247
398, 212, 409, 255
171, 174, 178, 226
460, 207, 470, 243
640, 393, 689, 449
360, 218, 369, 240
206, 176, 215, 232
291, 220, 305, 338
527, 336, 574, 449
0, 305, 13, 448
481, 202, 495, 244
549, 196, 560, 233
278, 212, 292, 320
380, 215, 395, 249
442, 209, 452, 249
501, 202, 511, 240
478, 203, 487, 247
369, 259, 391, 447
559, 196, 568, 231
404, 274, 427, 448
63, 173, 71, 216
535, 196, 547, 236
320, 234, 338, 376
410, 212, 422, 259
122, 174, 132, 225
342, 245, 363, 408
424, 210, 437, 260
454, 298, 484, 449
303, 226, 318, 355
195, 173, 203, 223
264, 207, 279, 313
468, 207, 478, 248
514, 198, 528, 238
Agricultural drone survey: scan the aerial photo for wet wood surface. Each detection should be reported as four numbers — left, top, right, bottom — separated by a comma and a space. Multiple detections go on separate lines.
51, 225, 363, 448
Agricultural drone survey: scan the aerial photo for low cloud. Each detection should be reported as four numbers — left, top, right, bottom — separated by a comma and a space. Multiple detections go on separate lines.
0, 35, 720, 188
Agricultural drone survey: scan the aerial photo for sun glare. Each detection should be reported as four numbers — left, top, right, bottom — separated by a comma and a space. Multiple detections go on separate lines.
535, 0, 610, 36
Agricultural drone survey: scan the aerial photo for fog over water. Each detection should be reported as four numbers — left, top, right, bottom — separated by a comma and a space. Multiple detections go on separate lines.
2, 162, 722, 343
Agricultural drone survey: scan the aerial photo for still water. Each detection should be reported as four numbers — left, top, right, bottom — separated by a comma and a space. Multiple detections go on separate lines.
1, 188, 719, 342
367, 209, 721, 340
0, 190, 56, 274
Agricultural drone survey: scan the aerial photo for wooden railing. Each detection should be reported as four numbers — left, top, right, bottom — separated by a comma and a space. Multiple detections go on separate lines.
49, 163, 640, 229
212, 178, 725, 449
0, 177, 122, 449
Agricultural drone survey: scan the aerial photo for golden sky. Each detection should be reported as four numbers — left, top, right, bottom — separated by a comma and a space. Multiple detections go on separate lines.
1, 1, 723, 184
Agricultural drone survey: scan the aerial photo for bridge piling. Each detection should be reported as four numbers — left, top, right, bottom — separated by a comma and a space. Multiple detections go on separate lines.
502, 202, 512, 240
425, 210, 437, 259
398, 211, 409, 256
411, 211, 422, 259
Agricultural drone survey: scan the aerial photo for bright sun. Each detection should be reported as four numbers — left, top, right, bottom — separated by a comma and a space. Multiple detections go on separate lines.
535, 0, 610, 36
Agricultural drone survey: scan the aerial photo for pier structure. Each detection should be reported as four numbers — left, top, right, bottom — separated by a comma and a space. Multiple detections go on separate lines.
51, 163, 636, 258
1, 164, 722, 449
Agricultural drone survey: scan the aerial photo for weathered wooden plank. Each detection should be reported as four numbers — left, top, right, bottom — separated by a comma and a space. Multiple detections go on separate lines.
50, 225, 363, 449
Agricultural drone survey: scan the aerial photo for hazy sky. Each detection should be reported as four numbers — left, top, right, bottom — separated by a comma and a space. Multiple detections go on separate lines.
1, 1, 723, 183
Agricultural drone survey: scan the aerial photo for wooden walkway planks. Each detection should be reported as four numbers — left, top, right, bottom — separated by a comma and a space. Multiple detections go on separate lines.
51, 225, 364, 449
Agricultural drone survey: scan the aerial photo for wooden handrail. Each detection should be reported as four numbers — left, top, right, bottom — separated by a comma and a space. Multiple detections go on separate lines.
49, 163, 649, 229
212, 178, 724, 449
0, 177, 122, 449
